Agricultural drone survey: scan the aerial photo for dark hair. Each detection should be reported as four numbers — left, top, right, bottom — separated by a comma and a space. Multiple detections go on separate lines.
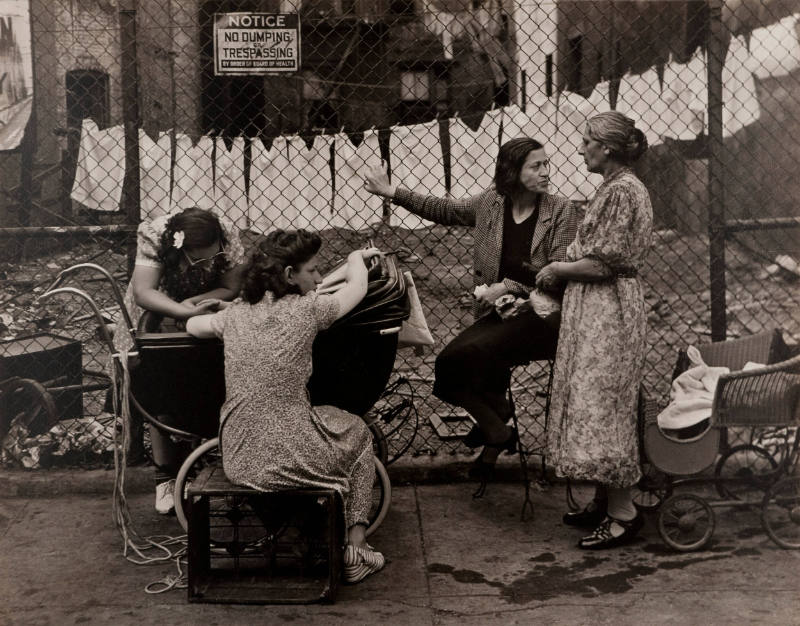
242, 229, 322, 303
494, 137, 545, 198
158, 207, 226, 266
157, 208, 228, 298
586, 111, 648, 164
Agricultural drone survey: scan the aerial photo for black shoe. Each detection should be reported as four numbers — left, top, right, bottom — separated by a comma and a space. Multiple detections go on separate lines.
562, 500, 608, 528
578, 514, 644, 550
467, 458, 496, 481
462, 425, 486, 449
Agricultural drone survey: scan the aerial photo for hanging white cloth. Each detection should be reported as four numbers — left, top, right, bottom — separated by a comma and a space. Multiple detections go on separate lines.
332, 129, 384, 230
213, 136, 247, 229
552, 91, 602, 201
389, 121, 442, 229
723, 35, 761, 137
502, 95, 558, 143
172, 134, 214, 211
750, 14, 800, 78
248, 136, 297, 234
662, 51, 708, 140
615, 70, 673, 147
70, 118, 125, 213
512, 0, 557, 100
288, 134, 338, 231
586, 81, 613, 116
138, 129, 172, 220
449, 111, 500, 199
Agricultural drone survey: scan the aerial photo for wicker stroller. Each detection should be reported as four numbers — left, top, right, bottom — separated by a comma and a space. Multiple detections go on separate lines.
636, 330, 800, 551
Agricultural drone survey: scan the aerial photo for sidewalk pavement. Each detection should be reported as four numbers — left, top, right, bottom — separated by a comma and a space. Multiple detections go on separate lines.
2, 462, 799, 626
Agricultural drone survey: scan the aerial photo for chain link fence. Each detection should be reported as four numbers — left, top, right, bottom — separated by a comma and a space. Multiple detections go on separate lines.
1, 0, 799, 470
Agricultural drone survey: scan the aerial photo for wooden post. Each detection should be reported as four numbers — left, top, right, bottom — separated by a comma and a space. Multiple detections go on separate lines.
707, 0, 727, 341
119, 0, 141, 277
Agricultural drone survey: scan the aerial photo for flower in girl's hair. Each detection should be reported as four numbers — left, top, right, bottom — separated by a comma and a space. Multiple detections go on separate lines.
173, 231, 185, 249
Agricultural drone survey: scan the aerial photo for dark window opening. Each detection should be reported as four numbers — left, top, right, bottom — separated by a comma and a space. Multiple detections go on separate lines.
493, 80, 510, 107
66, 69, 109, 130
307, 100, 339, 132
389, 0, 415, 15
566, 35, 582, 94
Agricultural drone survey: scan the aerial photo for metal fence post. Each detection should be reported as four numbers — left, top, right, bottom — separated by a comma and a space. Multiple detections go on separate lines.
120, 0, 141, 276
707, 0, 727, 341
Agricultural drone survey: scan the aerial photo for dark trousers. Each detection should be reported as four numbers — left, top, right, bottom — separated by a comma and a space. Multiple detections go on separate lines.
433, 309, 558, 443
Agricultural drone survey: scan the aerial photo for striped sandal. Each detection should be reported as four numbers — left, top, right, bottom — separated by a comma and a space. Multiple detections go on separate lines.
344, 544, 385, 584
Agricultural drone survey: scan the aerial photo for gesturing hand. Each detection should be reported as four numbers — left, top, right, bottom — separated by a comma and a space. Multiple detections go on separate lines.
363, 162, 397, 198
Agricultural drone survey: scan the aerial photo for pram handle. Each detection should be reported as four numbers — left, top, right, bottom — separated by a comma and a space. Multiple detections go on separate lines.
43, 263, 134, 336
38, 286, 117, 354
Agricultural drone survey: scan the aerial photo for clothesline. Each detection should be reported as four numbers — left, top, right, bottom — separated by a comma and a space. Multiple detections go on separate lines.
70, 46, 762, 233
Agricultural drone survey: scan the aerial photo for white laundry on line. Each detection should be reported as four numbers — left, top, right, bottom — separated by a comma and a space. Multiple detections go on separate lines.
723, 34, 761, 137
750, 14, 800, 79
662, 51, 707, 140
389, 120, 442, 229
248, 136, 297, 234
138, 129, 172, 220
288, 134, 339, 231
615, 69, 673, 147
449, 111, 500, 199
172, 133, 214, 212
332, 129, 384, 230
71, 118, 125, 213
552, 92, 601, 201
213, 136, 247, 229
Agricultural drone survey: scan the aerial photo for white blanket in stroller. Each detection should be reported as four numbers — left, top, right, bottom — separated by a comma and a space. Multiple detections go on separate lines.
657, 345, 763, 431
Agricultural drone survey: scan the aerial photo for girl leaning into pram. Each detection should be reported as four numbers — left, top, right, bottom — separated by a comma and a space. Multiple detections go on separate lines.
187, 229, 387, 584
113, 207, 246, 514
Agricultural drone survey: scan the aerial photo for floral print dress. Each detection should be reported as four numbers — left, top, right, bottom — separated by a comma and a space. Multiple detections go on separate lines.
547, 168, 653, 488
112, 213, 245, 355
208, 292, 375, 529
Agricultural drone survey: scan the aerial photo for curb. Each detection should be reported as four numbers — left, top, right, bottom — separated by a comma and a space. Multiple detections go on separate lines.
0, 453, 546, 498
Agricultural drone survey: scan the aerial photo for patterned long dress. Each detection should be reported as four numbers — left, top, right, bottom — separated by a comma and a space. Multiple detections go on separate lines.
207, 291, 375, 528
547, 168, 653, 488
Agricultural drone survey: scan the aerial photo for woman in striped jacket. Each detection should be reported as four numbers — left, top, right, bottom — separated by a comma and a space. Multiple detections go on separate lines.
364, 137, 578, 479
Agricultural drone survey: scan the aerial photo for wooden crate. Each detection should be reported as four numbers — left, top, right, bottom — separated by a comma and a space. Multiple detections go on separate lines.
187, 466, 343, 604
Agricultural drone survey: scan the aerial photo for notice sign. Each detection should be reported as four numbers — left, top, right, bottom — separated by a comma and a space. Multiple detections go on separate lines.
214, 12, 300, 75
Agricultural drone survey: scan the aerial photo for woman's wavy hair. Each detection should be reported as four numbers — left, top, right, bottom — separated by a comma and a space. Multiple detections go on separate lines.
242, 229, 322, 303
494, 137, 545, 198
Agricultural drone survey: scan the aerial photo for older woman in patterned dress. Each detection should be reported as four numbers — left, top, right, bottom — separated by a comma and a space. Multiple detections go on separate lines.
536, 111, 653, 550
187, 230, 386, 584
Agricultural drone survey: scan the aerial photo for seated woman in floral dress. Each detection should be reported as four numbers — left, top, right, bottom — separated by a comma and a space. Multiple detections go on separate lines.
187, 230, 386, 584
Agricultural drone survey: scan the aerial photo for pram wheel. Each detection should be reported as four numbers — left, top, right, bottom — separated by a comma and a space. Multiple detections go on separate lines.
174, 438, 223, 534
761, 476, 800, 549
714, 444, 778, 500
658, 493, 715, 552
174, 439, 392, 538
369, 422, 389, 467
367, 457, 391, 538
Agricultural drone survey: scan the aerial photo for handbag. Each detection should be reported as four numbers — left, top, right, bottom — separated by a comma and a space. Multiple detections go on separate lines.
398, 271, 434, 350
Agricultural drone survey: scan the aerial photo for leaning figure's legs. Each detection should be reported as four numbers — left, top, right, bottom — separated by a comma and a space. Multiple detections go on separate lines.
434, 310, 559, 446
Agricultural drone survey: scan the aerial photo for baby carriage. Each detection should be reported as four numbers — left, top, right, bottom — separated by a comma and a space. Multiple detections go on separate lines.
41, 253, 411, 538
635, 330, 800, 551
